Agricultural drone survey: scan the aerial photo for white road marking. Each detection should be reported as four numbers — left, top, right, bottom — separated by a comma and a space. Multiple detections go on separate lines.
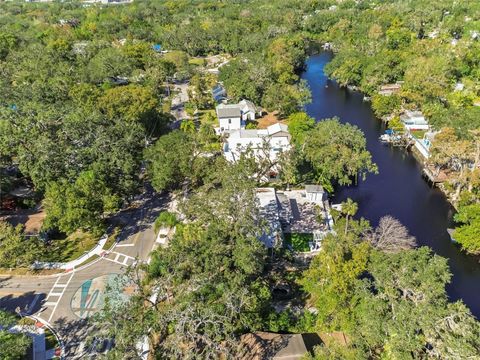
115, 243, 135, 247
49, 292, 63, 297
48, 273, 74, 323
44, 302, 57, 306
111, 252, 135, 260
114, 253, 121, 262
102, 257, 127, 266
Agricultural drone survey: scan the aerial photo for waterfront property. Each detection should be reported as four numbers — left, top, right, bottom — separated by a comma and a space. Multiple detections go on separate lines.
223, 123, 291, 164
412, 130, 437, 159
400, 110, 429, 130
378, 83, 402, 96
256, 185, 333, 251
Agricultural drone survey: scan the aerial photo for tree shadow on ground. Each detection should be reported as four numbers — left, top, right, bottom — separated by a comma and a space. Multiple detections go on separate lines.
0, 290, 47, 315
109, 190, 171, 243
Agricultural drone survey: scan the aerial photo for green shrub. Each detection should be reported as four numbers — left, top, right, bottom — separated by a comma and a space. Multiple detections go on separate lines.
154, 211, 178, 231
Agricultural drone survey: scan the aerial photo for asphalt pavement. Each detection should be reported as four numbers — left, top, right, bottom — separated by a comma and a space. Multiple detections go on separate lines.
0, 191, 169, 358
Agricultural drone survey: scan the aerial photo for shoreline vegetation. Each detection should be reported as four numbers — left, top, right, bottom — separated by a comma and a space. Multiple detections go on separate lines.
0, 1, 479, 359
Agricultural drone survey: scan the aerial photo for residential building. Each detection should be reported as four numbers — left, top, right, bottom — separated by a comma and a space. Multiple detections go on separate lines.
255, 185, 333, 250
240, 332, 322, 360
400, 110, 429, 130
223, 123, 291, 163
215, 99, 259, 134
238, 99, 258, 121
216, 104, 242, 133
256, 188, 283, 248
378, 83, 402, 96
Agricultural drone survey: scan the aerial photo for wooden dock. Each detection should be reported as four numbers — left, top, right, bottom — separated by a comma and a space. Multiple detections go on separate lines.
422, 165, 448, 184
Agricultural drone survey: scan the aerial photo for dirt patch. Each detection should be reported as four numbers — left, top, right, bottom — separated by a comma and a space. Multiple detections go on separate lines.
257, 112, 286, 129
1, 209, 46, 234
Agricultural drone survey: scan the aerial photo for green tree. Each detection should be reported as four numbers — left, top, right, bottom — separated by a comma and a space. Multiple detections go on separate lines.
87, 47, 134, 84
453, 203, 480, 254
0, 310, 31, 360
302, 119, 377, 191
262, 82, 311, 117
371, 94, 401, 118
287, 112, 315, 146
145, 130, 204, 192
341, 198, 358, 235
300, 228, 370, 332
97, 84, 160, 124
179, 119, 195, 133
43, 170, 120, 235
0, 222, 44, 268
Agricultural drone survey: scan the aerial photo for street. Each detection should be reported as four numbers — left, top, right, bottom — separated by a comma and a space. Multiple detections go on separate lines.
0, 192, 169, 358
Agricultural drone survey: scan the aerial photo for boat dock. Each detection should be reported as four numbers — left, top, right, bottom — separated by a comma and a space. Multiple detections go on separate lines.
422, 165, 448, 184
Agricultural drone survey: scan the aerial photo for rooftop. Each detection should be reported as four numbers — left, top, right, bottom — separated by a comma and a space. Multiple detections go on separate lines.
229, 123, 290, 139
216, 105, 241, 118
305, 185, 324, 193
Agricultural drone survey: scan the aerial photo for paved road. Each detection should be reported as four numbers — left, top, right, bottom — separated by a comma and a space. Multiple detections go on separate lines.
0, 191, 169, 358
170, 82, 189, 121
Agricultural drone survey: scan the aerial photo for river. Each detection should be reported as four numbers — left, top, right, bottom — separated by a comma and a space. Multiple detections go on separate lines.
301, 52, 480, 318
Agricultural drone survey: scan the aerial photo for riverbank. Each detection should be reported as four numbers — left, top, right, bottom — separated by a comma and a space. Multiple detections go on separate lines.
301, 52, 480, 318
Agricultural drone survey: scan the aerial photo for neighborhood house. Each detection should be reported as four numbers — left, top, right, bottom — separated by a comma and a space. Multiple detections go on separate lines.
400, 110, 429, 130
216, 105, 242, 133
215, 99, 259, 134
223, 123, 291, 164
256, 185, 333, 251
378, 83, 402, 96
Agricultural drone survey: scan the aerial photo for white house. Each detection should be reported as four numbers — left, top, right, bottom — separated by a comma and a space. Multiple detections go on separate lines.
400, 110, 429, 130
216, 104, 243, 133
215, 99, 259, 134
238, 99, 258, 121
305, 185, 326, 204
223, 123, 291, 164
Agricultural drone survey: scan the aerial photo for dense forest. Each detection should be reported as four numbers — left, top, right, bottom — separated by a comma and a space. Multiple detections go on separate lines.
0, 0, 480, 359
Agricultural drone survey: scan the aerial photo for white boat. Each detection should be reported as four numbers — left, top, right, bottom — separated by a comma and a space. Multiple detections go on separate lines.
379, 134, 391, 143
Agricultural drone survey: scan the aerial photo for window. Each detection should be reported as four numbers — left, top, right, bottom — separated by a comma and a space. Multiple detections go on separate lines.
228, 119, 231, 124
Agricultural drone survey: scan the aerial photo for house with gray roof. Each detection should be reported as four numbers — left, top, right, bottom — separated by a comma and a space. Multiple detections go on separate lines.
215, 99, 260, 134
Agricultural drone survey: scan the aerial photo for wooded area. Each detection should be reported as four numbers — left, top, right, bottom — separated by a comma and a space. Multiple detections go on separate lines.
0, 1, 479, 358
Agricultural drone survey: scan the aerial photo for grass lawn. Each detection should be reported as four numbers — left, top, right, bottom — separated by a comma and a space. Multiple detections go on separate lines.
284, 233, 313, 252
42, 230, 99, 263
410, 130, 427, 139
188, 57, 206, 67
103, 227, 120, 251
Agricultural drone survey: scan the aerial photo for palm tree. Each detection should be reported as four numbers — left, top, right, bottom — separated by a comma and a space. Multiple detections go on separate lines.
180, 119, 196, 133
341, 198, 358, 235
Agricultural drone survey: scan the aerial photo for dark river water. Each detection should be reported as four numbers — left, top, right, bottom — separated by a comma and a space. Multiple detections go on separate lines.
302, 52, 480, 318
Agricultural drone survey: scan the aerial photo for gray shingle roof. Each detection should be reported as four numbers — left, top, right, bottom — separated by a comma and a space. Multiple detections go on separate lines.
217, 106, 241, 118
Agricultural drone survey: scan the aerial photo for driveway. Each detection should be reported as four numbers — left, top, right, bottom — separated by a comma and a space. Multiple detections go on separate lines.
170, 81, 190, 121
